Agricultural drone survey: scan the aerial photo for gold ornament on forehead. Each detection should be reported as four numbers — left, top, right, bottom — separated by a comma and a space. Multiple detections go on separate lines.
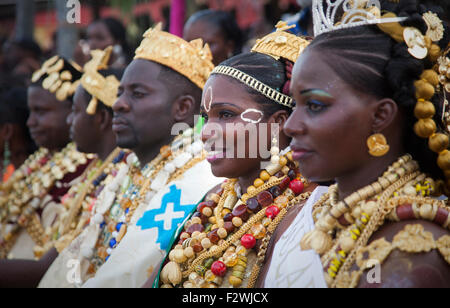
251, 21, 310, 63
80, 46, 120, 115
31, 55, 82, 101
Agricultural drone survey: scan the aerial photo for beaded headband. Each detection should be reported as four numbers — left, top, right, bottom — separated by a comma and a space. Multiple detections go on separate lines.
134, 23, 215, 89
312, 0, 407, 36
211, 22, 310, 109
211, 65, 294, 109
81, 46, 120, 115
31, 56, 83, 101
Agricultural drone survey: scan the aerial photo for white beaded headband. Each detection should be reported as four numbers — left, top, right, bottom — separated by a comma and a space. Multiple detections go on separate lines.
211, 65, 294, 109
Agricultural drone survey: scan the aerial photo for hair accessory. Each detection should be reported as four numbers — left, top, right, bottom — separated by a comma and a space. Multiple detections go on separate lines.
81, 46, 120, 115
251, 21, 310, 63
212, 65, 294, 109
312, 0, 407, 36
31, 56, 83, 101
134, 23, 215, 89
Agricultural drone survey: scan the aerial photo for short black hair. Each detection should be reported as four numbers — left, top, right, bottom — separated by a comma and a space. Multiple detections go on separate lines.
185, 9, 244, 56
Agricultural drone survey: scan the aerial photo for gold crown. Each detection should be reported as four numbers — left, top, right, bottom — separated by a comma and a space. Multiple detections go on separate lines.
81, 46, 120, 115
32, 56, 83, 101
134, 23, 215, 89
251, 21, 310, 63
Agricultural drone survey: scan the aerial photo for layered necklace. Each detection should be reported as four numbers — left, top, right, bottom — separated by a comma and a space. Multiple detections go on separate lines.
301, 154, 450, 287
83, 129, 206, 275
0, 143, 90, 259
159, 150, 311, 288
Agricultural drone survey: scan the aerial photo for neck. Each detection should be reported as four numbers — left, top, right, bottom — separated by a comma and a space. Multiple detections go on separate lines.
336, 150, 405, 200
238, 166, 264, 195
96, 130, 118, 162
134, 135, 174, 166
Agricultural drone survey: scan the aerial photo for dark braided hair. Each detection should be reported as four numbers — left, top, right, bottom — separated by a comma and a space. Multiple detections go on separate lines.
306, 0, 450, 181
218, 52, 294, 117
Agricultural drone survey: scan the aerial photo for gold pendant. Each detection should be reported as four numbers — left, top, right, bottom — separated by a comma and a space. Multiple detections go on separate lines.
367, 133, 390, 157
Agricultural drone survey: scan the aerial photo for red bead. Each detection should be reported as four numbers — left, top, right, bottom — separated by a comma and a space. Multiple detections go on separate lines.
289, 179, 304, 195
211, 261, 227, 277
241, 234, 256, 249
279, 176, 291, 191
265, 205, 280, 219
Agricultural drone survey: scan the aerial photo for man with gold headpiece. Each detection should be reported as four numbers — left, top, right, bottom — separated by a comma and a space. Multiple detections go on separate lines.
38, 24, 223, 288
0, 56, 93, 287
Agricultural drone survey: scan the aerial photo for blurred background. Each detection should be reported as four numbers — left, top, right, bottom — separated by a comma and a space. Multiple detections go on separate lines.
0, 0, 307, 88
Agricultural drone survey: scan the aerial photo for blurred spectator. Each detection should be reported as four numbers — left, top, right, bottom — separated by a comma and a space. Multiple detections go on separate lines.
87, 17, 132, 68
183, 9, 244, 66
1, 38, 42, 84
0, 87, 37, 182
282, 0, 313, 36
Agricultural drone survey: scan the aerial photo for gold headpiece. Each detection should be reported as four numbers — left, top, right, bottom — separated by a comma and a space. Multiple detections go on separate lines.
251, 21, 310, 63
81, 46, 120, 115
32, 56, 83, 101
212, 23, 310, 109
134, 23, 214, 89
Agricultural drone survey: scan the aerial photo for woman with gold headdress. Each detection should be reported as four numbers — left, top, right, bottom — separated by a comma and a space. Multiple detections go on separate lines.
152, 23, 313, 288
261, 0, 450, 288
0, 56, 93, 287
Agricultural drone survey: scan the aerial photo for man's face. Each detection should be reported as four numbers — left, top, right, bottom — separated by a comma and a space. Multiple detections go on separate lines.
67, 85, 102, 154
112, 59, 173, 152
27, 86, 71, 150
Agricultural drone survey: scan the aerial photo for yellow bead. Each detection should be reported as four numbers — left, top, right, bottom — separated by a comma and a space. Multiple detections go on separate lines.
260, 171, 271, 181
279, 156, 288, 166
247, 185, 257, 194
229, 276, 243, 287
254, 178, 264, 188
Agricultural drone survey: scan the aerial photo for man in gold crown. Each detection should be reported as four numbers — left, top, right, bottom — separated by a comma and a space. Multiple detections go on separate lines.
0, 56, 94, 287
38, 24, 223, 288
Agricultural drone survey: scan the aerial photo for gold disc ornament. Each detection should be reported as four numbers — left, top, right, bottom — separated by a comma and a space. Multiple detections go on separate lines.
367, 133, 390, 157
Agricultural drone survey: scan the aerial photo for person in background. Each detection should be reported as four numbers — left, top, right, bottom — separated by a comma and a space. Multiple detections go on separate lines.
0, 88, 37, 182
183, 9, 244, 66
87, 17, 132, 68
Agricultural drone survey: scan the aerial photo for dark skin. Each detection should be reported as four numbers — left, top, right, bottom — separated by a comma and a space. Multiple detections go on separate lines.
87, 21, 119, 66
142, 73, 294, 288
0, 87, 73, 288
67, 85, 117, 161
183, 20, 234, 66
27, 86, 72, 151
278, 48, 450, 287
113, 59, 198, 166
200, 75, 291, 192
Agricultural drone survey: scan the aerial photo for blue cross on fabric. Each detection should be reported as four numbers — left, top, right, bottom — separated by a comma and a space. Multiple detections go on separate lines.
136, 185, 196, 251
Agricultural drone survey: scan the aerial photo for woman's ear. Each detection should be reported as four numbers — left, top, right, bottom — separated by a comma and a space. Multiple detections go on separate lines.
371, 98, 398, 133
0, 123, 13, 141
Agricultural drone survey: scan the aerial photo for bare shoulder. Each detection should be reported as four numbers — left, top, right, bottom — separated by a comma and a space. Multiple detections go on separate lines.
357, 220, 450, 288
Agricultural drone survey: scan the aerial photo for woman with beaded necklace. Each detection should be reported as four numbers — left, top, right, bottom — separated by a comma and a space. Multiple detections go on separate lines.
258, 0, 450, 288
152, 23, 314, 288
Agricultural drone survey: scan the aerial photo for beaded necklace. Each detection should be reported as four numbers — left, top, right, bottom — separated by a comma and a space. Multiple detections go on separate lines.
159, 150, 311, 288
84, 129, 206, 275
0, 143, 90, 259
301, 154, 450, 287
51, 148, 129, 254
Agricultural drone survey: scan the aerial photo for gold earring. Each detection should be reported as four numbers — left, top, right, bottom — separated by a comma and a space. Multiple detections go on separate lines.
367, 133, 390, 157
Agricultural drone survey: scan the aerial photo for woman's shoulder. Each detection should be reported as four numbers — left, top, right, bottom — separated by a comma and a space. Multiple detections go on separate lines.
357, 219, 450, 288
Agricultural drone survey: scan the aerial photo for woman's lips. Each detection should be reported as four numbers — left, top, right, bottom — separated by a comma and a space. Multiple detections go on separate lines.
290, 145, 313, 161
206, 150, 226, 163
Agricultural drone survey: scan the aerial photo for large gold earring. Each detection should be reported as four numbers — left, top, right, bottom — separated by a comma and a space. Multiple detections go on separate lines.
367, 133, 390, 157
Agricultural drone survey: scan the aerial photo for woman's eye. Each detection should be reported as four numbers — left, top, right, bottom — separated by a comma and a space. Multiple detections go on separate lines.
219, 111, 235, 119
306, 100, 327, 113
